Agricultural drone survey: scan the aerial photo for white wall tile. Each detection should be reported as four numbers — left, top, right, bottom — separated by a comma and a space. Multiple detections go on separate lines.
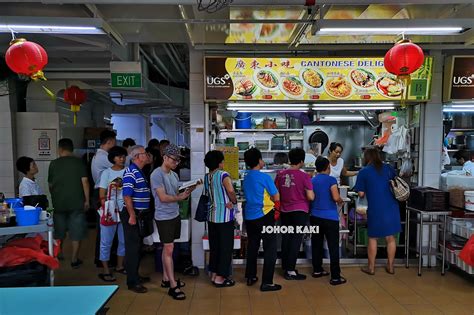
0, 115, 12, 128
0, 127, 12, 144
0, 176, 15, 193
190, 152, 205, 176
423, 150, 442, 174
191, 243, 205, 268
424, 104, 443, 128
423, 127, 443, 151
423, 174, 440, 189
0, 162, 15, 177
0, 143, 14, 160
192, 221, 205, 244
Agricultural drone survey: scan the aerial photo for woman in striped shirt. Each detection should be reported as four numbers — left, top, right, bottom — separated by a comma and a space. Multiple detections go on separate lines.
204, 150, 237, 287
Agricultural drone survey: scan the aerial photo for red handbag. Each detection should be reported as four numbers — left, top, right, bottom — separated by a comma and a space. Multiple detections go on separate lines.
98, 182, 120, 226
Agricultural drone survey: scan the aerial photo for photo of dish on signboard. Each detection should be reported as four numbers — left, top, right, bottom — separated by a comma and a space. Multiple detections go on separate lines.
375, 76, 403, 98
300, 68, 325, 91
349, 68, 376, 90
324, 75, 353, 99
234, 77, 258, 98
253, 68, 280, 91
280, 76, 305, 99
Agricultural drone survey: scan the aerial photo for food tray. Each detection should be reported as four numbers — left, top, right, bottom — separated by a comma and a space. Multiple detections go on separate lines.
456, 256, 474, 274
447, 217, 474, 239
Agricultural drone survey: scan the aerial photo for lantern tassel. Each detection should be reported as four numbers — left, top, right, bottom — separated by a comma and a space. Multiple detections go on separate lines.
31, 70, 46, 81
398, 75, 411, 109
42, 85, 56, 101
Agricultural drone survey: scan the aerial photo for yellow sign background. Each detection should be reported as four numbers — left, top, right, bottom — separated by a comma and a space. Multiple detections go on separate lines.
225, 57, 432, 102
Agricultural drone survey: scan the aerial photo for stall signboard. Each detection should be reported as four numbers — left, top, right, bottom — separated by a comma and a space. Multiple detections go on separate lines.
215, 146, 239, 180
110, 61, 142, 88
444, 56, 474, 101
204, 57, 433, 102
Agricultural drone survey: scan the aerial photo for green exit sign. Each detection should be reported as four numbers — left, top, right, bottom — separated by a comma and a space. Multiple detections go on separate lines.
111, 73, 142, 88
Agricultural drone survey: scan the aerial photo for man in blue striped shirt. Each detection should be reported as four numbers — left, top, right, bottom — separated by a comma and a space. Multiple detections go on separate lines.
121, 145, 151, 294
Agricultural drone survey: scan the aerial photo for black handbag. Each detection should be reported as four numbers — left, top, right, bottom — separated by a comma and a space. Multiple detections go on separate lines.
194, 174, 212, 222
137, 209, 154, 238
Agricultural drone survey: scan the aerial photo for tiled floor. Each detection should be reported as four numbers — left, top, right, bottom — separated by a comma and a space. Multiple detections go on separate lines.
55, 231, 474, 315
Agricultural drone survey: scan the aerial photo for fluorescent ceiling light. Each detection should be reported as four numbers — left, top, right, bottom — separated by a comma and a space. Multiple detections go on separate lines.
228, 107, 309, 112
450, 105, 474, 108
313, 106, 394, 111
228, 103, 309, 107
319, 116, 366, 121
0, 17, 106, 35
318, 27, 463, 35
0, 24, 104, 34
443, 108, 474, 112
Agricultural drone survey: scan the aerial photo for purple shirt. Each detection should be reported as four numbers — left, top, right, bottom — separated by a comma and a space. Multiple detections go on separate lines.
275, 169, 313, 213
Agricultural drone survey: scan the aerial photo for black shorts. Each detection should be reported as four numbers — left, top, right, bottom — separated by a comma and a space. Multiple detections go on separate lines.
156, 215, 181, 244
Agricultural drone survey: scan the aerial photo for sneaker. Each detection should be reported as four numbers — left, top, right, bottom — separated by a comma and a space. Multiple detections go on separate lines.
284, 272, 307, 280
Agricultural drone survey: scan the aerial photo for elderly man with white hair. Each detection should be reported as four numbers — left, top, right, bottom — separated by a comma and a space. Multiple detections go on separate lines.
121, 145, 152, 294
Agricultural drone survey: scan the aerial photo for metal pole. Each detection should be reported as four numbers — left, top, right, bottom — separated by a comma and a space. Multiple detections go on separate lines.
418, 214, 423, 276
405, 207, 409, 268
442, 214, 447, 275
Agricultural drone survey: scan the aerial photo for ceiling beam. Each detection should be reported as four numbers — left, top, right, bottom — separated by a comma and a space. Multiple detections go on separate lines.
49, 35, 109, 48
83, 4, 126, 47
197, 43, 474, 51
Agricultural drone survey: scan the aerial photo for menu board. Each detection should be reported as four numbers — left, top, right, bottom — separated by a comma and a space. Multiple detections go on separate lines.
216, 146, 239, 180
205, 57, 433, 102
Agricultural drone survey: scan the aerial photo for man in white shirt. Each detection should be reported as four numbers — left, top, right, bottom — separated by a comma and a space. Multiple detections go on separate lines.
92, 130, 117, 189
91, 129, 116, 267
453, 150, 474, 176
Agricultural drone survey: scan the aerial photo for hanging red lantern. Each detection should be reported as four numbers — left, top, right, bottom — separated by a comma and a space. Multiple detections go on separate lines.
384, 39, 424, 107
5, 38, 48, 81
384, 39, 424, 76
383, 51, 397, 75
64, 86, 87, 125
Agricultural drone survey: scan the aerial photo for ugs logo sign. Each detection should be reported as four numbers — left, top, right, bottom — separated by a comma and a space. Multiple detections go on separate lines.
207, 74, 231, 86
453, 74, 474, 85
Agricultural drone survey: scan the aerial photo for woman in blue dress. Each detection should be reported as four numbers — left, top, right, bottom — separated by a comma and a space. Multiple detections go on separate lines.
354, 148, 401, 275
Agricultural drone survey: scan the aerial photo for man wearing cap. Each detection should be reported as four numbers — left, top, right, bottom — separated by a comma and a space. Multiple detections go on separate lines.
151, 144, 194, 300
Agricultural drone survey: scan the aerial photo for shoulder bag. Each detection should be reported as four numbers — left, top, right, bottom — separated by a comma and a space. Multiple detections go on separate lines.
390, 176, 410, 202
194, 174, 213, 222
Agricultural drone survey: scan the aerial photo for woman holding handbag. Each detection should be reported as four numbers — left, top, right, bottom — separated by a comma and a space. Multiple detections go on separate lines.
204, 150, 237, 287
354, 148, 401, 275
98, 146, 128, 282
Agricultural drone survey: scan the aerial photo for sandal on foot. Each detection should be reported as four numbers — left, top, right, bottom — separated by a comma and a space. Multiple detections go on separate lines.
98, 273, 116, 282
161, 279, 185, 288
312, 270, 330, 278
360, 267, 375, 275
168, 286, 186, 300
385, 266, 395, 275
214, 278, 235, 288
330, 277, 347, 286
115, 268, 127, 275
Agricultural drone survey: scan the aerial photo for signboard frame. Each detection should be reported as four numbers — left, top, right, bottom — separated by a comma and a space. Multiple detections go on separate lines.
204, 56, 433, 103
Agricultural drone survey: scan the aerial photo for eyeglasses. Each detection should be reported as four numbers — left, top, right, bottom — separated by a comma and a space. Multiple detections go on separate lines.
167, 155, 181, 163
136, 152, 151, 158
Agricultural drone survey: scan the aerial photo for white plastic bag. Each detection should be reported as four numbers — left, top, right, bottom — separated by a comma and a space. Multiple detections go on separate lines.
400, 159, 413, 177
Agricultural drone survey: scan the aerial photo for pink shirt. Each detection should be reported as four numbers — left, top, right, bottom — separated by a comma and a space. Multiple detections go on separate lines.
275, 169, 313, 213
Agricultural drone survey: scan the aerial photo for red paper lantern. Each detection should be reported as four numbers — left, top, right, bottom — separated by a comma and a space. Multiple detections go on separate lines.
5, 38, 48, 80
384, 40, 424, 76
64, 86, 87, 125
383, 51, 397, 75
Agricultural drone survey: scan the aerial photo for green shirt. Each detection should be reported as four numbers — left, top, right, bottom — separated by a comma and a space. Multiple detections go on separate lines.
48, 156, 87, 212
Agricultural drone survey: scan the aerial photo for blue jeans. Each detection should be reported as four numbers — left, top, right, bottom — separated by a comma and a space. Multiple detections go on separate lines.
99, 222, 125, 261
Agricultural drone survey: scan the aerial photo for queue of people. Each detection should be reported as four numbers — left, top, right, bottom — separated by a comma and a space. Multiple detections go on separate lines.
14, 131, 401, 299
